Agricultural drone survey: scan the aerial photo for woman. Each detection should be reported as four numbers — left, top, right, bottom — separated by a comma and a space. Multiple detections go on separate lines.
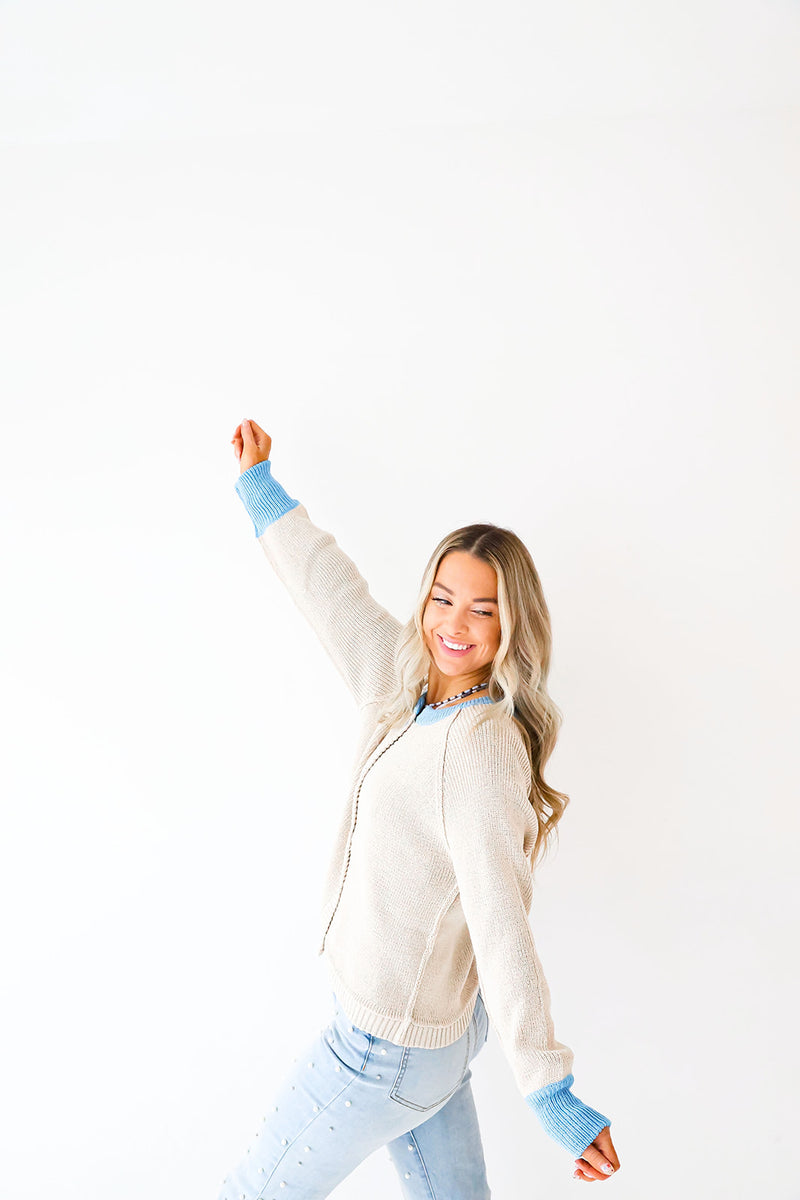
219, 418, 620, 1198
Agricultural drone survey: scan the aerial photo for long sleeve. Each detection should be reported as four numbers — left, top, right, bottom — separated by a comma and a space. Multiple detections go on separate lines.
234, 460, 403, 710
442, 713, 611, 1155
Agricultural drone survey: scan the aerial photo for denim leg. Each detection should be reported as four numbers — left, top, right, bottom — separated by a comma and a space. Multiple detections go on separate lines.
385, 1068, 491, 1200
385, 992, 492, 1200
215, 1016, 390, 1200
216, 991, 492, 1200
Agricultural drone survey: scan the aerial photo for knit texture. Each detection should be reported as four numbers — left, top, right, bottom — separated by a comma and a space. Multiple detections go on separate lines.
234, 460, 611, 1155
525, 1073, 612, 1157
234, 459, 299, 535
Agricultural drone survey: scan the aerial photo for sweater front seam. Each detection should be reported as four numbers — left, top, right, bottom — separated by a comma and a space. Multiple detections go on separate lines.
402, 884, 461, 1027
319, 713, 416, 954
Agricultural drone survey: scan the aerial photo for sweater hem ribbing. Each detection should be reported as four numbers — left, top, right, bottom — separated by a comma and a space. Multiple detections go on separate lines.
325, 962, 475, 1049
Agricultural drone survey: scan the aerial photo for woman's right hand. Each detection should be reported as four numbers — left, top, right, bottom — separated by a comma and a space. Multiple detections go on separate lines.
231, 419, 272, 474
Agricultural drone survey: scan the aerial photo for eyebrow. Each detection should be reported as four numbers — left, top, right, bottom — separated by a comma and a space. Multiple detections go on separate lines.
433, 583, 498, 604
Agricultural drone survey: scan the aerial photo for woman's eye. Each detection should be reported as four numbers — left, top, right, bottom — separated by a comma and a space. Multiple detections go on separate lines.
432, 597, 492, 617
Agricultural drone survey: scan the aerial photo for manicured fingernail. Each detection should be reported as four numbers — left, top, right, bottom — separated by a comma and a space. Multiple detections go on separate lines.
602, 1164, 614, 1174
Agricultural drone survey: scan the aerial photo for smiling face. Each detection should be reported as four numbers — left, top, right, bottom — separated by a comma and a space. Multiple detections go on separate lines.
421, 550, 502, 705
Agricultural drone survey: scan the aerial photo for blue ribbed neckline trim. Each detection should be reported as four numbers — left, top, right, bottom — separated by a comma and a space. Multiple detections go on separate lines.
413, 689, 494, 725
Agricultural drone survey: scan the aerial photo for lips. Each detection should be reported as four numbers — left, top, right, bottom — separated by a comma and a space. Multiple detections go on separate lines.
437, 633, 473, 656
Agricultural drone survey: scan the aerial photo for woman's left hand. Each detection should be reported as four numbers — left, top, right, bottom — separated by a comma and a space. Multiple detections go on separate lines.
573, 1126, 620, 1181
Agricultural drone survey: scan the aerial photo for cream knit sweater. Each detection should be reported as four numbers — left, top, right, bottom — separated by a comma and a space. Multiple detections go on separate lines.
234, 460, 611, 1157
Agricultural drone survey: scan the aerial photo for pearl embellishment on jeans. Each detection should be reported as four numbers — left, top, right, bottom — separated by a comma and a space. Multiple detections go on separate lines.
281, 1138, 288, 1145
345, 1100, 351, 1106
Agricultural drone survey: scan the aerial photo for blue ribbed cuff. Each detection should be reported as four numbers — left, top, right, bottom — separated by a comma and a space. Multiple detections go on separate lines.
525, 1074, 611, 1156
234, 459, 299, 537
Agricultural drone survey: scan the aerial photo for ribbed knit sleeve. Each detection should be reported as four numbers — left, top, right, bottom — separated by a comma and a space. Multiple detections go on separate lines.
235, 459, 299, 537
442, 711, 610, 1155
236, 461, 403, 710
525, 1073, 611, 1157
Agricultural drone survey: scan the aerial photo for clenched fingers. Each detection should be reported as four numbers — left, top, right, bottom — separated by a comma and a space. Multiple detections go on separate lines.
573, 1126, 620, 1181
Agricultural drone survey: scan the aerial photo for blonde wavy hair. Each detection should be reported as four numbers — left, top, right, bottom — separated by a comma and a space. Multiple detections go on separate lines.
374, 523, 570, 869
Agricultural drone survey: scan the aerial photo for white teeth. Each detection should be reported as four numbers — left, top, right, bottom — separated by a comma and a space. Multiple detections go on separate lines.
442, 636, 470, 650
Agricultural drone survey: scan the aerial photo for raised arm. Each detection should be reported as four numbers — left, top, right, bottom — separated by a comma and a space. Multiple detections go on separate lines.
232, 420, 403, 710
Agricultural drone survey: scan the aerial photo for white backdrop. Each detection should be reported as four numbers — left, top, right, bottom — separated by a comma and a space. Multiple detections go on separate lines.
2, 4, 798, 1199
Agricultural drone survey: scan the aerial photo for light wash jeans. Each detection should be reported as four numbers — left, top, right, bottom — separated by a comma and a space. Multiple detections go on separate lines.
217, 990, 492, 1200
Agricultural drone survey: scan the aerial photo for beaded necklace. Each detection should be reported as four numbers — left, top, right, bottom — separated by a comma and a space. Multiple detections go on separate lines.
425, 680, 491, 709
